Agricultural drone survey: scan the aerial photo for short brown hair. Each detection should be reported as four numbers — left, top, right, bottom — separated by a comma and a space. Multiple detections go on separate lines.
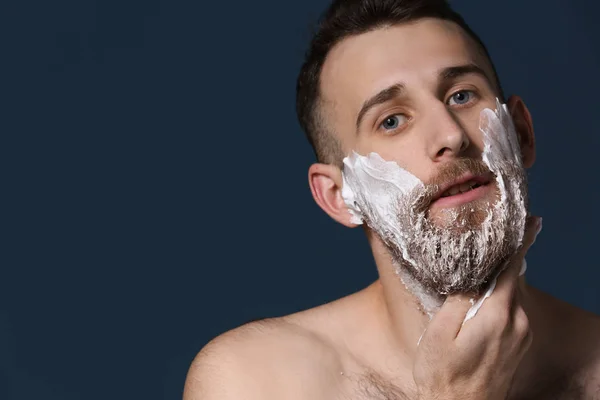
295, 0, 504, 167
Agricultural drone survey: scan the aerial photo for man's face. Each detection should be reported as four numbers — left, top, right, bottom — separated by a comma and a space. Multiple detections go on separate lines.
321, 18, 503, 223
320, 18, 529, 295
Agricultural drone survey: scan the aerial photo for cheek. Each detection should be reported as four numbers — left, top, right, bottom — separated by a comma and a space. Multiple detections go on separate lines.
460, 103, 496, 152
466, 131, 486, 154
458, 118, 486, 157
354, 136, 431, 181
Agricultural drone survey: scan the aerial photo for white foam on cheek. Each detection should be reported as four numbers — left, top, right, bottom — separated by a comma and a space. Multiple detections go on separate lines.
342, 155, 449, 317
342, 152, 424, 266
342, 152, 422, 223
341, 154, 443, 311
462, 99, 527, 323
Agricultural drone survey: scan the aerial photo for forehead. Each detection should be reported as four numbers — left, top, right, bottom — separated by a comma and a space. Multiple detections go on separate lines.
320, 18, 491, 121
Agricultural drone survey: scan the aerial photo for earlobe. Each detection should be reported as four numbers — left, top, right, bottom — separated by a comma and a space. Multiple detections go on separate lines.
308, 163, 360, 228
507, 95, 536, 168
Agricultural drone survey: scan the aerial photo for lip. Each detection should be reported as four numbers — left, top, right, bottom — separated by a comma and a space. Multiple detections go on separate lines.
430, 183, 493, 209
430, 172, 494, 209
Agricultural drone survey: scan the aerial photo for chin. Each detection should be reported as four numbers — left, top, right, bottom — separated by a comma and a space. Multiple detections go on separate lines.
427, 198, 495, 232
388, 181, 524, 295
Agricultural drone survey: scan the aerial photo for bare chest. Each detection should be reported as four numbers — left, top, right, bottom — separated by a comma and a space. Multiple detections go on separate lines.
332, 372, 413, 400
330, 373, 598, 400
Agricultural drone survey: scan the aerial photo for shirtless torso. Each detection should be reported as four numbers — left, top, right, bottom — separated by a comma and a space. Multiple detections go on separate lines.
186, 2, 600, 397
185, 281, 600, 400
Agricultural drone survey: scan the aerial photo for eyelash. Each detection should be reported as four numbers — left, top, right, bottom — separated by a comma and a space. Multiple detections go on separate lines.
377, 113, 410, 135
376, 89, 479, 134
446, 89, 479, 108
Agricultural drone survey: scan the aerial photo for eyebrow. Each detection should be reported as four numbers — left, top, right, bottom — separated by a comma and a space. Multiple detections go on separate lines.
439, 63, 491, 83
355, 83, 405, 130
354, 63, 492, 131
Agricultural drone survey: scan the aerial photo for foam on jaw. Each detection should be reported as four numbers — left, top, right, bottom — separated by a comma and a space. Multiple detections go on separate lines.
342, 152, 423, 268
341, 98, 527, 321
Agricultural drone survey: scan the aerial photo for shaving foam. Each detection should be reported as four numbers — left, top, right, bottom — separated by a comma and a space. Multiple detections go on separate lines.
342, 152, 423, 266
462, 99, 528, 321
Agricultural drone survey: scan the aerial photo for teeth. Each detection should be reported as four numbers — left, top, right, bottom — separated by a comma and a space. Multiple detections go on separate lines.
441, 180, 482, 197
447, 186, 460, 196
459, 182, 472, 193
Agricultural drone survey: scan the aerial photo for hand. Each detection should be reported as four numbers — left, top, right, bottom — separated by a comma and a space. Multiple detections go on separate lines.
413, 216, 542, 400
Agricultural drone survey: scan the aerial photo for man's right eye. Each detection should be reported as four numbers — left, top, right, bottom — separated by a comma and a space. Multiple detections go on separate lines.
380, 114, 408, 132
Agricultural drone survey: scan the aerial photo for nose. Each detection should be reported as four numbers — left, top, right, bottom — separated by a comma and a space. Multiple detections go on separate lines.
425, 103, 470, 161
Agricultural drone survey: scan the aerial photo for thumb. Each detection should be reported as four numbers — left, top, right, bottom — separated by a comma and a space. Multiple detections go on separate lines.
425, 293, 474, 341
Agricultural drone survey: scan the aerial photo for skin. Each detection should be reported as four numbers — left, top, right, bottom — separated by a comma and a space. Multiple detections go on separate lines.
185, 18, 600, 399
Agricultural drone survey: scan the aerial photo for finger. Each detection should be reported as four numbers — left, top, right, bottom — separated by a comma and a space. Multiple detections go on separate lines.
456, 218, 539, 334
425, 293, 475, 341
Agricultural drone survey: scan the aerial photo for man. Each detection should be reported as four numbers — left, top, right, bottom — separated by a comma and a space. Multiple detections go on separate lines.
184, 0, 600, 398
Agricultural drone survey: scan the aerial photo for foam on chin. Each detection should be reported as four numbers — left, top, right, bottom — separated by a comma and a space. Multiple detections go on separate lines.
341, 99, 528, 318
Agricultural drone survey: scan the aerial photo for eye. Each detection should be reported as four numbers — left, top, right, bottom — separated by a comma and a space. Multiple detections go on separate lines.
380, 114, 408, 132
447, 90, 475, 106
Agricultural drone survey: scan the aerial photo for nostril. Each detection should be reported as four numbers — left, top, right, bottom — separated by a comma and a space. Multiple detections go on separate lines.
436, 147, 450, 158
460, 137, 470, 151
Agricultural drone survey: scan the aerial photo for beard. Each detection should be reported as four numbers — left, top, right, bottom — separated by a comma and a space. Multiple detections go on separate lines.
365, 157, 528, 295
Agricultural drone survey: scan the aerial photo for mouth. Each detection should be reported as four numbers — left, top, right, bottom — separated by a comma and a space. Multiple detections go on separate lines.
430, 173, 494, 209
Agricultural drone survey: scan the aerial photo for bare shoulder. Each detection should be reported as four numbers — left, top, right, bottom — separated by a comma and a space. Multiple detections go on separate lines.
183, 317, 344, 400
584, 314, 600, 398
553, 295, 600, 397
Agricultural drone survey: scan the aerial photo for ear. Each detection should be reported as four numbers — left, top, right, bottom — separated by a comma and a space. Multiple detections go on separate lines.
308, 163, 360, 228
506, 95, 536, 168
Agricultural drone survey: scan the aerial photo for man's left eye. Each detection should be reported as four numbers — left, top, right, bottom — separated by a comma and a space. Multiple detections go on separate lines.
447, 90, 475, 106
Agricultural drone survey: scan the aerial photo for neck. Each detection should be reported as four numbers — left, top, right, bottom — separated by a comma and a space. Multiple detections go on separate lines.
367, 233, 437, 359
392, 263, 445, 318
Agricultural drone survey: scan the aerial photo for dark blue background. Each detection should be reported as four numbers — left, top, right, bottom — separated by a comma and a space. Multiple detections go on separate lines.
2, 1, 599, 399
